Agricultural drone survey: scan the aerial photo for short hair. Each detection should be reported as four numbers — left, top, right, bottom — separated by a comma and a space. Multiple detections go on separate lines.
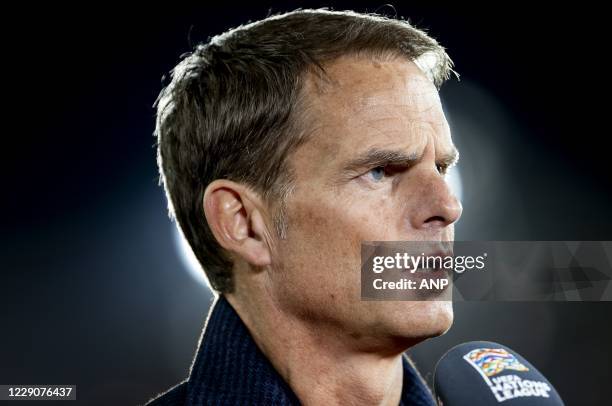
155, 8, 454, 292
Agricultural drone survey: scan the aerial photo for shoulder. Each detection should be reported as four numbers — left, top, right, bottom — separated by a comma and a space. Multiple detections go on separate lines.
144, 381, 187, 406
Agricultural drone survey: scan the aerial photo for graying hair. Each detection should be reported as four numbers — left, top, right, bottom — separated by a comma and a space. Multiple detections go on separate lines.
155, 8, 454, 292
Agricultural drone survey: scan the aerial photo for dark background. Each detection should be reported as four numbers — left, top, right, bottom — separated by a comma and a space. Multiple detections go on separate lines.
1, 2, 611, 405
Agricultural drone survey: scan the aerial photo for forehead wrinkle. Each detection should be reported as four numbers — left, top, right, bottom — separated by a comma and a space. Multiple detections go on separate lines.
343, 98, 443, 140
297, 58, 450, 171
309, 60, 440, 116
353, 103, 437, 118
351, 119, 456, 163
353, 115, 438, 142
306, 99, 450, 158
353, 91, 441, 115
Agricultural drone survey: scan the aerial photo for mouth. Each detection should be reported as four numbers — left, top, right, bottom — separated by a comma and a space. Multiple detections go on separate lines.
407, 250, 453, 280
409, 267, 449, 280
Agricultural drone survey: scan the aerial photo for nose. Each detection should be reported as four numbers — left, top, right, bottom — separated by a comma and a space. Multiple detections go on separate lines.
407, 168, 463, 231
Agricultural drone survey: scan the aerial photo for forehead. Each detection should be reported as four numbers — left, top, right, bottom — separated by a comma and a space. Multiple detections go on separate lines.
297, 56, 452, 164
316, 55, 440, 113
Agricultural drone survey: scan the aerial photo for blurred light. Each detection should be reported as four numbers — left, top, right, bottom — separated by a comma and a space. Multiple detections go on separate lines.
448, 166, 463, 202
173, 227, 208, 286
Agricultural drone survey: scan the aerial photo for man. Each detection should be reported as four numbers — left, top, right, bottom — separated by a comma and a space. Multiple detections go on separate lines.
148, 8, 462, 405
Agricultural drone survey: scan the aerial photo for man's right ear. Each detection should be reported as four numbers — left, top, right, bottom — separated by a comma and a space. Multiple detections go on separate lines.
202, 180, 272, 267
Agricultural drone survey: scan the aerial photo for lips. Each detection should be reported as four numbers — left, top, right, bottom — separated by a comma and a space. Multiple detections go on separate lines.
410, 267, 450, 280
407, 250, 454, 280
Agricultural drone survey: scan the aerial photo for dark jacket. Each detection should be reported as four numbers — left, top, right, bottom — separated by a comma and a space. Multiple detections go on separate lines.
146, 295, 436, 405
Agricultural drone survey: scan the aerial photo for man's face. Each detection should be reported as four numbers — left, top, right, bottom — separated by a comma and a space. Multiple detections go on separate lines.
268, 55, 462, 348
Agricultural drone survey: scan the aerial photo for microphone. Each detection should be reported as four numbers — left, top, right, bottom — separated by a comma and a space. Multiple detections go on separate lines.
434, 341, 564, 405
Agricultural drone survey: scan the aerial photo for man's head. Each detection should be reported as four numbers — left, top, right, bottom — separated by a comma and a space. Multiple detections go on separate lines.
156, 9, 461, 345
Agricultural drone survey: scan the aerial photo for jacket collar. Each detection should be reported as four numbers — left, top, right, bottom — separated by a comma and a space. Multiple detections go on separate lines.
184, 295, 435, 405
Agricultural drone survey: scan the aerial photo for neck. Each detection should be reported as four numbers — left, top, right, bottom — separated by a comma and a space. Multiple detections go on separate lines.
226, 290, 408, 406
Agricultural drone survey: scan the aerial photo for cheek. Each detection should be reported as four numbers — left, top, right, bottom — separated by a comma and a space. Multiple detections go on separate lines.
272, 192, 400, 297
287, 191, 398, 250
270, 196, 365, 303
268, 202, 357, 321
281, 198, 360, 269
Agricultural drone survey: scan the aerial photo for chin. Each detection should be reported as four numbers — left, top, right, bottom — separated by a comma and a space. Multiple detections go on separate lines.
425, 300, 454, 336
420, 301, 454, 338
396, 300, 454, 341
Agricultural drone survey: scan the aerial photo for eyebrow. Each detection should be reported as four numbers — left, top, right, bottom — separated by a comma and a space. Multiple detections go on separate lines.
341, 147, 459, 175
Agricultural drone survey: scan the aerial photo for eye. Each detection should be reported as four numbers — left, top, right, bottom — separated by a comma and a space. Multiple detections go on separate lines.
367, 166, 386, 182
436, 163, 447, 175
